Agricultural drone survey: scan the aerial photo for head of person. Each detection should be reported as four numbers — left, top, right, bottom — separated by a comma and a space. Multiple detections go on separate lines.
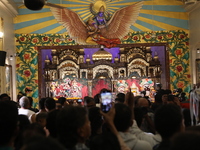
0, 93, 11, 101
114, 103, 132, 132
22, 123, 46, 138
170, 131, 200, 150
57, 97, 66, 106
21, 135, 66, 150
90, 132, 121, 150
38, 97, 46, 110
154, 104, 185, 140
135, 97, 150, 108
0, 101, 18, 146
27, 97, 33, 107
116, 93, 125, 102
154, 89, 165, 104
36, 112, 48, 128
56, 105, 91, 149
94, 93, 100, 104
19, 96, 30, 109
115, 97, 124, 103
88, 107, 103, 137
84, 96, 96, 108
45, 97, 56, 112
167, 94, 181, 106
100, 88, 111, 95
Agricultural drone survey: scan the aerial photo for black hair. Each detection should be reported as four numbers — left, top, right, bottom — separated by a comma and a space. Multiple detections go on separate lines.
84, 96, 95, 104
45, 97, 56, 111
100, 88, 111, 94
56, 105, 88, 149
88, 107, 103, 137
170, 131, 200, 150
94, 94, 100, 104
28, 96, 33, 106
90, 132, 121, 150
57, 97, 66, 105
39, 98, 46, 110
114, 103, 132, 132
0, 93, 11, 101
0, 101, 18, 145
116, 93, 125, 101
154, 104, 183, 139
21, 135, 66, 150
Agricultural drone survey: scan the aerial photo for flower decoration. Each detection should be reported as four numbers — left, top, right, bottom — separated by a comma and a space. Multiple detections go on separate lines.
176, 66, 183, 72
175, 49, 182, 55
24, 70, 31, 77
177, 81, 184, 89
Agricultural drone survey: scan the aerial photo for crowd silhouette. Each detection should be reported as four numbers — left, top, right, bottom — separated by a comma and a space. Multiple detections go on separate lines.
0, 87, 199, 150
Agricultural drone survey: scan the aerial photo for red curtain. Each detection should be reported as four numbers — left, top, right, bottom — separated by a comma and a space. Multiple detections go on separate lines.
92, 79, 110, 97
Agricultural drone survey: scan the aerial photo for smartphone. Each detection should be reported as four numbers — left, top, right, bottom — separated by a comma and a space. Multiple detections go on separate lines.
77, 99, 82, 103
100, 92, 112, 113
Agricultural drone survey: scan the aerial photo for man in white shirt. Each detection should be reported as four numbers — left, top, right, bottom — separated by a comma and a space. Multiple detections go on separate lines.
18, 96, 36, 123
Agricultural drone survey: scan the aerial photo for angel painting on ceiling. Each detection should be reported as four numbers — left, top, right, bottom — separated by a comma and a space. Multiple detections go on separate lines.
50, 0, 143, 48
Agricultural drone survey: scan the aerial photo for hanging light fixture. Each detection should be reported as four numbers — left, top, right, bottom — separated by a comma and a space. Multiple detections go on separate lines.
0, 31, 3, 38
197, 48, 200, 53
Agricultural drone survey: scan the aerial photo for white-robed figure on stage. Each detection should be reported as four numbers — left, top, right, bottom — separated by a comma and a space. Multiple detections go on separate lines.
189, 84, 200, 126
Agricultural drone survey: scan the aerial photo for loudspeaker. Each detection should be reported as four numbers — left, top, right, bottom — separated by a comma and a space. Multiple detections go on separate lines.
0, 51, 6, 66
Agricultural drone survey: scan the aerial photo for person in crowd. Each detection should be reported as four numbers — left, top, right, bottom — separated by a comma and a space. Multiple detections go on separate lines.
94, 93, 100, 104
86, 99, 131, 150
170, 131, 200, 150
122, 90, 161, 148
116, 93, 125, 103
134, 96, 155, 134
37, 97, 47, 114
87, 107, 103, 140
0, 93, 11, 101
14, 115, 31, 150
22, 123, 46, 138
17, 92, 26, 104
84, 96, 96, 108
56, 97, 67, 109
153, 104, 185, 150
28, 96, 39, 113
36, 112, 49, 136
166, 94, 181, 106
161, 90, 172, 105
115, 97, 125, 103
21, 135, 66, 150
56, 105, 91, 150
18, 96, 36, 123
113, 103, 152, 150
151, 89, 165, 111
45, 97, 60, 138
0, 101, 19, 150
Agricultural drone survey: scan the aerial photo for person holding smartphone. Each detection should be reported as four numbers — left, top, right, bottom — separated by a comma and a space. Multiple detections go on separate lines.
100, 92, 112, 113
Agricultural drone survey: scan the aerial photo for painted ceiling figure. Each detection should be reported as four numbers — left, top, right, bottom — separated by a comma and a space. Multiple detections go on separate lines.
90, 5, 111, 29
50, 1, 143, 47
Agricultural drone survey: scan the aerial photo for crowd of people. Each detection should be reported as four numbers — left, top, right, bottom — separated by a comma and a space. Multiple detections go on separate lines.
0, 87, 199, 150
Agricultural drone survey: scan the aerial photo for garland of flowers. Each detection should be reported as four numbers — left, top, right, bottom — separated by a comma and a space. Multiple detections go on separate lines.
15, 30, 190, 106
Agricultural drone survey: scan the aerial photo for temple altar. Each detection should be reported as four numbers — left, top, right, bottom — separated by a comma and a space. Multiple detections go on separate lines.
42, 45, 165, 102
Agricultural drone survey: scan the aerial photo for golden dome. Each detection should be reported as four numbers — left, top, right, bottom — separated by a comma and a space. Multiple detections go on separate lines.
92, 49, 112, 61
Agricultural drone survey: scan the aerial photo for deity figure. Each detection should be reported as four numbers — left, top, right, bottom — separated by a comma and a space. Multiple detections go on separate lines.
50, 1, 143, 48
93, 6, 110, 29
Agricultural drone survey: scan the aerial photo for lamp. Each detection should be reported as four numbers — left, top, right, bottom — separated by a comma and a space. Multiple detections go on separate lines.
0, 31, 3, 38
197, 48, 200, 54
0, 31, 3, 51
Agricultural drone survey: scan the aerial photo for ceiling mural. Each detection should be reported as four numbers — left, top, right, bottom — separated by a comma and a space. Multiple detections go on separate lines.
14, 0, 189, 34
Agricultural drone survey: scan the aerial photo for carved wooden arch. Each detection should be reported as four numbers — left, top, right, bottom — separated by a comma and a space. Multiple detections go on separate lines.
128, 58, 149, 77
93, 65, 114, 79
